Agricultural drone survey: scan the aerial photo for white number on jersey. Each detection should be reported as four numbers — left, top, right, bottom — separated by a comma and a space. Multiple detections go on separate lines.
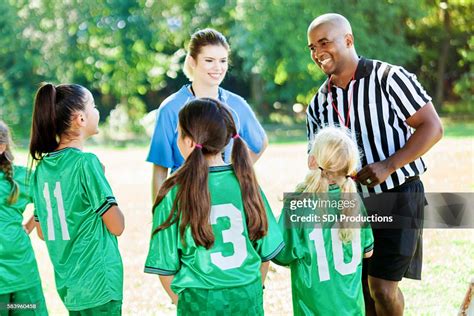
43, 182, 70, 241
309, 226, 361, 282
209, 204, 248, 270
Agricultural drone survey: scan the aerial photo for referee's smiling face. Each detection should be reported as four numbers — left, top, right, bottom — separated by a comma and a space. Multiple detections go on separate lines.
307, 23, 348, 76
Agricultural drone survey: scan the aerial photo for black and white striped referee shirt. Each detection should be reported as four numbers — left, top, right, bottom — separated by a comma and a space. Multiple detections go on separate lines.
306, 57, 432, 193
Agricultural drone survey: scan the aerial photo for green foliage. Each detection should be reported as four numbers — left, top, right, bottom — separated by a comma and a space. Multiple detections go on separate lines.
231, 0, 423, 106
453, 35, 473, 107
406, 0, 473, 110
0, 1, 44, 139
0, 0, 471, 141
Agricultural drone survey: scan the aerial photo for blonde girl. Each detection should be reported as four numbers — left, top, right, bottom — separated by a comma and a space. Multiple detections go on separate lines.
274, 126, 374, 316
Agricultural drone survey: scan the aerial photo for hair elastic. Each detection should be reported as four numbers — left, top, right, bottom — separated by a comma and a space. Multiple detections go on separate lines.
318, 166, 328, 178
320, 167, 356, 181
195, 143, 203, 149
232, 133, 240, 139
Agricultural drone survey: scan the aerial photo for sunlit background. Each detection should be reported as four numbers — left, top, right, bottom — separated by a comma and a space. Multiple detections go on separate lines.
1, 0, 472, 143
1, 0, 473, 315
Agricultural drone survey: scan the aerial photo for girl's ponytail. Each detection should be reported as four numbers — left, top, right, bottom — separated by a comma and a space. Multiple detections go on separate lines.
231, 133, 268, 241
29, 83, 59, 161
297, 167, 329, 193
339, 175, 358, 195
337, 176, 360, 243
154, 145, 214, 249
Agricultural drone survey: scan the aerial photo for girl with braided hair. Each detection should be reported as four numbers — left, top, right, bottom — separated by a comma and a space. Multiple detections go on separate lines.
0, 120, 48, 315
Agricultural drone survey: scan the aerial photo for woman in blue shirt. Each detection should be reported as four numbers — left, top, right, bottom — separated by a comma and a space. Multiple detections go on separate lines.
147, 28, 268, 200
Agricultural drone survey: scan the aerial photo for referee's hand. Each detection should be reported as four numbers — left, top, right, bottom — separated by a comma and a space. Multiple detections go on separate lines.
357, 160, 394, 187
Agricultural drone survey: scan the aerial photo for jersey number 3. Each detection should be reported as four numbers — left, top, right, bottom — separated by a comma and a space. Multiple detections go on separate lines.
43, 182, 70, 241
209, 204, 247, 270
309, 227, 361, 282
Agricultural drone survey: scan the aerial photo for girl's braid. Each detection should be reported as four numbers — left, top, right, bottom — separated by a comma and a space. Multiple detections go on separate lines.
0, 156, 19, 204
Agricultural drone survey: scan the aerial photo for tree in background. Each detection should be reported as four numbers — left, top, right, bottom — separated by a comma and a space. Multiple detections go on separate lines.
0, 1, 44, 140
406, 0, 473, 113
15, 0, 182, 137
0, 0, 471, 141
231, 0, 423, 121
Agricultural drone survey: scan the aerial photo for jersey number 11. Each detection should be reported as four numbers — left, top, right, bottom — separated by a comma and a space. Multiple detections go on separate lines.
43, 182, 70, 241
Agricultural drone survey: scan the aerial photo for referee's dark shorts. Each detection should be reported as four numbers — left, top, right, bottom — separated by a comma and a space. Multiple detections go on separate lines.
362, 176, 425, 281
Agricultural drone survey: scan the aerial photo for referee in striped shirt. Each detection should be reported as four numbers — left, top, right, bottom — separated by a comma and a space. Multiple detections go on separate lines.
306, 14, 443, 316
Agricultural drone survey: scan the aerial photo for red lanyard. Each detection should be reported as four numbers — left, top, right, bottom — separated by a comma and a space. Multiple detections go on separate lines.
327, 73, 356, 128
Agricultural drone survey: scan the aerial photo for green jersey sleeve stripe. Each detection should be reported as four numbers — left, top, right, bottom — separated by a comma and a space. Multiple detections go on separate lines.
95, 196, 118, 216
270, 256, 289, 267
261, 241, 285, 262
96, 201, 113, 216
144, 266, 178, 276
95, 199, 109, 214
364, 243, 374, 253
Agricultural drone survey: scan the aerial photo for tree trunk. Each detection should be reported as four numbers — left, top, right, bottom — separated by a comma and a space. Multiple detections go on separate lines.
434, 0, 451, 111
250, 72, 267, 117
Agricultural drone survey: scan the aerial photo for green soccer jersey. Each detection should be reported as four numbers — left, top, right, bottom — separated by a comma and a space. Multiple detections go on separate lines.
274, 186, 374, 316
0, 166, 42, 294
31, 147, 123, 311
145, 165, 284, 294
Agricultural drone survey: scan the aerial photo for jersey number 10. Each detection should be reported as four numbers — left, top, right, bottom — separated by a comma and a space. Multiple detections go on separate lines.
43, 182, 70, 241
309, 227, 361, 282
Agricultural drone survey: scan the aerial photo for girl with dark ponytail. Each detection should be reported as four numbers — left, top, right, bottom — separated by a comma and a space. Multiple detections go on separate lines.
144, 98, 283, 315
29, 83, 124, 314
0, 120, 48, 315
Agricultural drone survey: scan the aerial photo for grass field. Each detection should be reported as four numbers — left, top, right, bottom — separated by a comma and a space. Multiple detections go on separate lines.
263, 118, 474, 144
17, 136, 473, 315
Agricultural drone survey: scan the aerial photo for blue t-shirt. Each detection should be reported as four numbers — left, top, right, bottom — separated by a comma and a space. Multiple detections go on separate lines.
147, 84, 266, 172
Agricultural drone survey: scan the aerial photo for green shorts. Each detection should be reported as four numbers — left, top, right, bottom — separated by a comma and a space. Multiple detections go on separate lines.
68, 300, 122, 316
0, 283, 48, 316
177, 279, 263, 316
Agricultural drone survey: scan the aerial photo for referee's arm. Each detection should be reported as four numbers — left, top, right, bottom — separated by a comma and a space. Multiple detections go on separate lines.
357, 102, 443, 187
